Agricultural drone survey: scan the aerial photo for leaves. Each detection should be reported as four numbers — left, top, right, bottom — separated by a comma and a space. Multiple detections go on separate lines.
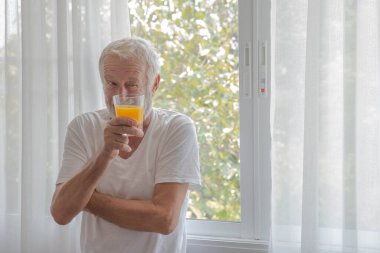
130, 0, 240, 221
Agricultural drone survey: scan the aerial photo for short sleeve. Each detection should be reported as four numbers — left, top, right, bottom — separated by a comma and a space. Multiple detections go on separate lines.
155, 117, 201, 190
56, 118, 89, 185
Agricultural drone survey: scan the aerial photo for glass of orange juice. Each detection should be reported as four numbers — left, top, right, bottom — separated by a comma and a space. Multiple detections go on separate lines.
113, 93, 145, 130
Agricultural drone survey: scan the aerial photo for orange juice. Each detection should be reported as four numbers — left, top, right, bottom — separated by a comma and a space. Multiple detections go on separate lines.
115, 105, 144, 123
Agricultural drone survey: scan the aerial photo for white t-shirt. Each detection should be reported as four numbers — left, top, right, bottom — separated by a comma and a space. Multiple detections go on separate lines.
56, 108, 201, 253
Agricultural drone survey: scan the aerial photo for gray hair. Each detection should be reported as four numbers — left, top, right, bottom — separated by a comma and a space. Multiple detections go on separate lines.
99, 37, 160, 89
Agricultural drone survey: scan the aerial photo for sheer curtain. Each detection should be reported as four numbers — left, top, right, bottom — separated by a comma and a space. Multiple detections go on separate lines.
0, 0, 130, 252
271, 0, 380, 253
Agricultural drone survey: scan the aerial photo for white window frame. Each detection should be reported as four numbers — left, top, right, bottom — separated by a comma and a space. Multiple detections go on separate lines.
186, 0, 271, 252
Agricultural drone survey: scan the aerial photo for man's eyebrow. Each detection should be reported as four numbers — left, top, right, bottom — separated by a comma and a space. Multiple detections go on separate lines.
104, 75, 114, 81
103, 75, 140, 84
124, 79, 140, 85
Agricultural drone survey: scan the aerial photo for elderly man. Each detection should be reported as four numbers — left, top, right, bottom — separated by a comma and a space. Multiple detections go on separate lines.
51, 37, 201, 253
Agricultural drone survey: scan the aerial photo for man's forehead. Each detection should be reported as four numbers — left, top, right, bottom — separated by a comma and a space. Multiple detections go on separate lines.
103, 54, 142, 66
104, 58, 146, 75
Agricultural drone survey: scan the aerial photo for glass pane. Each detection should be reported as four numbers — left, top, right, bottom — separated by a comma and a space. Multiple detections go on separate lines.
129, 0, 240, 221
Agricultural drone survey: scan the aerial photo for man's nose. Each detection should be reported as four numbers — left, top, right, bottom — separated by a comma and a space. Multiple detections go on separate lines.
119, 86, 128, 95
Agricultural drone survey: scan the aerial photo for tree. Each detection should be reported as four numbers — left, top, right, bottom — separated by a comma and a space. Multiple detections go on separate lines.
129, 0, 240, 221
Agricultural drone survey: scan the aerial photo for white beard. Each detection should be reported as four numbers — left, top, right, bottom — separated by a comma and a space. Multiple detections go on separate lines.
144, 89, 153, 120
105, 95, 115, 118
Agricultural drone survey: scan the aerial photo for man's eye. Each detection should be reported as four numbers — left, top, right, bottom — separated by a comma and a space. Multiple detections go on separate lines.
107, 81, 117, 86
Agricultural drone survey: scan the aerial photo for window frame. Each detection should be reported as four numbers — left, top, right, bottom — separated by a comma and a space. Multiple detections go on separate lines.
186, 0, 272, 251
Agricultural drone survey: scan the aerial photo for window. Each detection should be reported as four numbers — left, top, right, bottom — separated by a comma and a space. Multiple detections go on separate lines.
0, 0, 271, 252
128, 0, 271, 250
129, 0, 240, 222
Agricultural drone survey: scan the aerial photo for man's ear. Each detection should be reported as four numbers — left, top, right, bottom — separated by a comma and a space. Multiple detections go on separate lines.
151, 74, 160, 95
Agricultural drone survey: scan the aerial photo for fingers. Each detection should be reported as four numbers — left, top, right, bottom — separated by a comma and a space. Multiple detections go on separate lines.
108, 117, 144, 137
114, 138, 132, 152
109, 117, 138, 127
103, 117, 144, 157
112, 133, 129, 147
103, 130, 131, 155
108, 125, 143, 137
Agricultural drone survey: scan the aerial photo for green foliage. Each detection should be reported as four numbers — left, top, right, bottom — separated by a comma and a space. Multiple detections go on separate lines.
129, 0, 240, 221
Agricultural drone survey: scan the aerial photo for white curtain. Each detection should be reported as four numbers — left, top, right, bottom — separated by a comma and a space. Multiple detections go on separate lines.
0, 0, 130, 252
271, 0, 380, 253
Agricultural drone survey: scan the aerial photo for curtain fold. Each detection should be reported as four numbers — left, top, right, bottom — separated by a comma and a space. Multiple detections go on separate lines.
0, 0, 130, 252
1, 0, 22, 252
271, 0, 380, 252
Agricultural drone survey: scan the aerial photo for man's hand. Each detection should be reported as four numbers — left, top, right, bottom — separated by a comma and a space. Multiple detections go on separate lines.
102, 117, 144, 158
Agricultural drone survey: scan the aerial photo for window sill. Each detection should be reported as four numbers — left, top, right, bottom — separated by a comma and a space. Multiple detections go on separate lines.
187, 235, 269, 253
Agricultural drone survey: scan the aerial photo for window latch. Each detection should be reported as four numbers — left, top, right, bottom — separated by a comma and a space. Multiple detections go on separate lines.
258, 41, 267, 96
243, 43, 252, 98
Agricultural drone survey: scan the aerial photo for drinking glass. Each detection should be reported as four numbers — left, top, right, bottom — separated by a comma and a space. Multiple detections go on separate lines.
113, 94, 145, 130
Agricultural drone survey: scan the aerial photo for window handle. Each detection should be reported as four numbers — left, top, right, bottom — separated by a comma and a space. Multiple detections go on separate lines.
243, 43, 252, 98
258, 41, 267, 96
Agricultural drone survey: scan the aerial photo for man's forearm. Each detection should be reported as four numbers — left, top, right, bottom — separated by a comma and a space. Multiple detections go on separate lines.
85, 192, 175, 235
51, 152, 113, 225
85, 183, 189, 235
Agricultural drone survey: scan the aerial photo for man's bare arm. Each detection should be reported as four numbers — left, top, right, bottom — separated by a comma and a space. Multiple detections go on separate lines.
51, 117, 143, 225
50, 152, 113, 225
85, 183, 189, 235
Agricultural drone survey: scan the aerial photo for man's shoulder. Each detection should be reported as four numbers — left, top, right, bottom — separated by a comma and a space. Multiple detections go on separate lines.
68, 108, 110, 129
154, 108, 194, 126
